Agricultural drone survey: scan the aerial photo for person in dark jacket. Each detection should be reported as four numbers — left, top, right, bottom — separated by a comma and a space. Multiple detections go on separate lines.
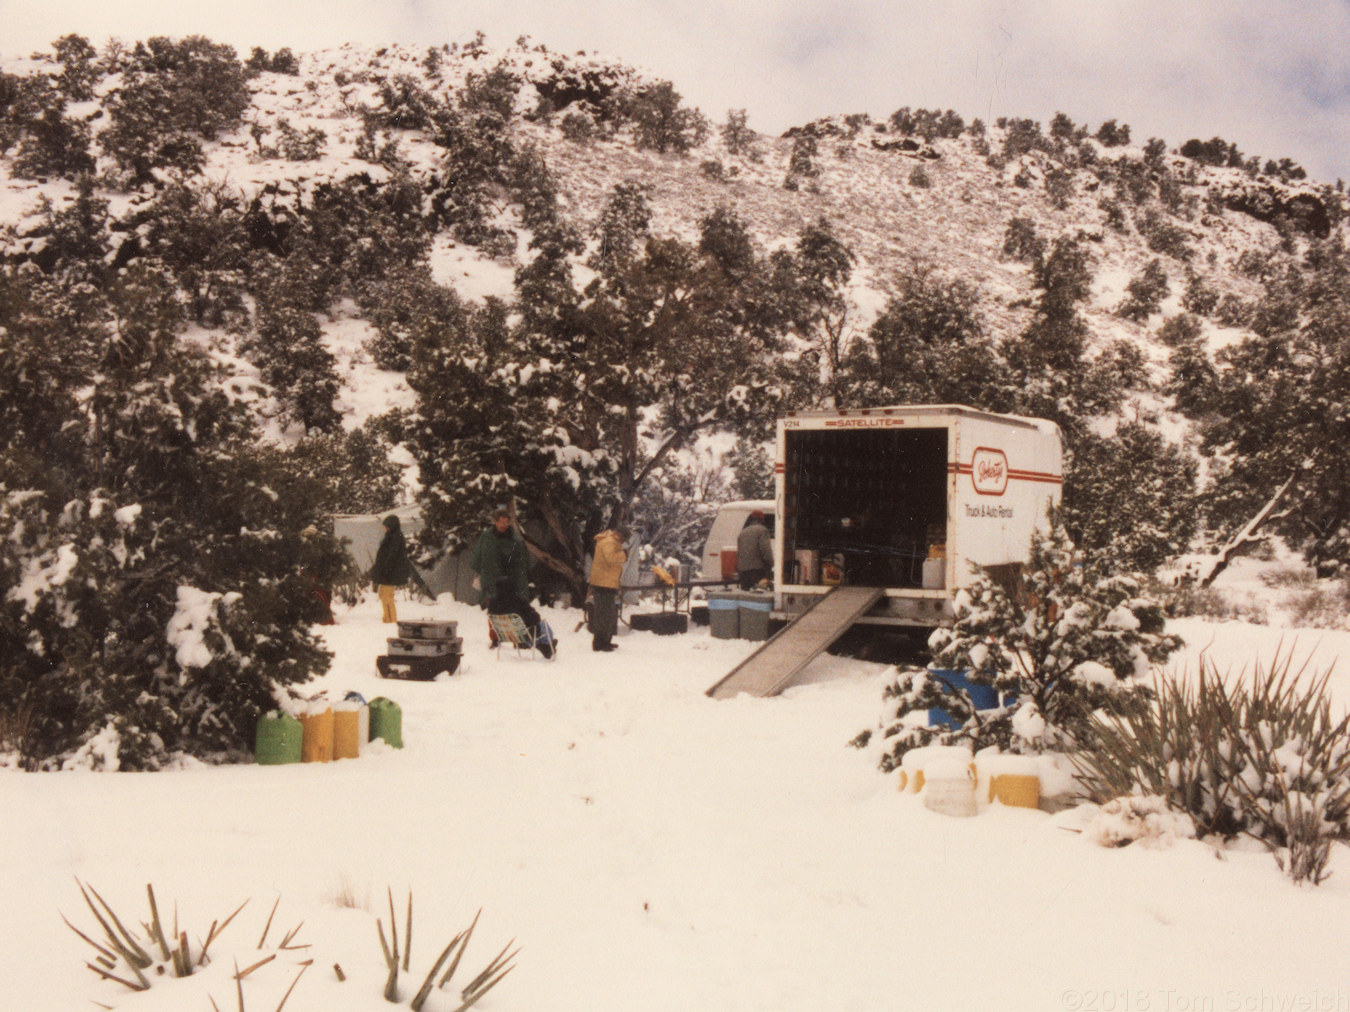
737, 510, 773, 590
469, 506, 531, 607
370, 514, 417, 623
486, 576, 556, 659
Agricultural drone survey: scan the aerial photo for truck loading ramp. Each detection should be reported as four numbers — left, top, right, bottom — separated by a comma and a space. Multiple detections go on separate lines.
705, 585, 885, 699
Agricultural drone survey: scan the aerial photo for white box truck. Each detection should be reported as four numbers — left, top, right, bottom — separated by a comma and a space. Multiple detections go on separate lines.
775, 404, 1063, 629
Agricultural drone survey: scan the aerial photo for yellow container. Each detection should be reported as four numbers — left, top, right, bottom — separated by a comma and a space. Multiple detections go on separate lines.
300, 705, 334, 763
896, 768, 925, 793
989, 773, 1040, 809
332, 706, 362, 760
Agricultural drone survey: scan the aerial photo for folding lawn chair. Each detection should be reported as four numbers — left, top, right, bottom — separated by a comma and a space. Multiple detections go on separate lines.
488, 613, 556, 661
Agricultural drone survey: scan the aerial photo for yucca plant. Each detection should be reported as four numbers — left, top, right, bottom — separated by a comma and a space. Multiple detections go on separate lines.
64, 882, 309, 1008
1074, 650, 1350, 883
376, 889, 518, 1011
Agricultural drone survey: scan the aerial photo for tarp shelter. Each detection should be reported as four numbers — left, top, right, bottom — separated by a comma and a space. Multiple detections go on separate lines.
332, 507, 475, 601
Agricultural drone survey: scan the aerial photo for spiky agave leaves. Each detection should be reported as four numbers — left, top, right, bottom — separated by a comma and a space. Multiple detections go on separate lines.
374, 891, 519, 1009
65, 881, 308, 1005
1073, 648, 1350, 883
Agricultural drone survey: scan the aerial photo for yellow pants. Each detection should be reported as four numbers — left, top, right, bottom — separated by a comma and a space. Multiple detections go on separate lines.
378, 584, 397, 623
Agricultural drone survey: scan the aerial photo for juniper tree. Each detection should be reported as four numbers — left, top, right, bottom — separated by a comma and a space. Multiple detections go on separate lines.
129, 179, 251, 326
1117, 259, 1170, 321
100, 36, 250, 182
52, 33, 101, 101
6, 73, 95, 179
0, 264, 338, 769
1166, 329, 1220, 418
724, 436, 773, 500
836, 266, 1003, 410
767, 218, 855, 406
785, 133, 819, 185
35, 175, 109, 281
1199, 238, 1350, 577
404, 198, 790, 601
862, 518, 1180, 771
630, 81, 708, 154
1060, 421, 1200, 574
722, 108, 754, 156
242, 294, 343, 434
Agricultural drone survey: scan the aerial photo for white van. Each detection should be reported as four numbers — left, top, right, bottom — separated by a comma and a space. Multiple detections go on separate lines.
700, 500, 776, 581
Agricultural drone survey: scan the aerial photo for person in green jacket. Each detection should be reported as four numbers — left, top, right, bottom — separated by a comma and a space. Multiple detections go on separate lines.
469, 506, 531, 609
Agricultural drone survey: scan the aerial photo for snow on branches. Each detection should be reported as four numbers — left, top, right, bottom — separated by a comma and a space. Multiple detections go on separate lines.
866, 518, 1182, 772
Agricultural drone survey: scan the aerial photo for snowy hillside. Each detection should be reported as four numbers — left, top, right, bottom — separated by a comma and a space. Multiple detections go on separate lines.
2, 36, 1341, 439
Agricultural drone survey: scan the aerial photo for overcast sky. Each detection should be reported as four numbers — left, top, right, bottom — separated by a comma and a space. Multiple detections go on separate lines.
6, 0, 1350, 184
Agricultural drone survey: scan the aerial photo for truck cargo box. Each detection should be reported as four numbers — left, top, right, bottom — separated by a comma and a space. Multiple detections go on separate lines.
775, 404, 1061, 629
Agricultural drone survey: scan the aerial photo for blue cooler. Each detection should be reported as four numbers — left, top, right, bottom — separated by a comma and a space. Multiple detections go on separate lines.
738, 593, 773, 641
926, 668, 1003, 728
708, 591, 741, 639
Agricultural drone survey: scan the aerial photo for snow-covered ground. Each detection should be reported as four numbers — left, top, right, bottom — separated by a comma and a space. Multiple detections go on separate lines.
3, 588, 1349, 1012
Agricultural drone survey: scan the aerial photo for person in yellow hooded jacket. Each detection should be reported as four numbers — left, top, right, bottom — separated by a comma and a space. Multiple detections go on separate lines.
587, 527, 627, 651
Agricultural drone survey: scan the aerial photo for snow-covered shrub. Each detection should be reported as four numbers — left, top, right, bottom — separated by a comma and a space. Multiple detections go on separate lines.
721, 108, 754, 155
630, 80, 708, 154
240, 294, 343, 433
4, 73, 96, 179
1116, 258, 1170, 321
1073, 653, 1350, 884
100, 36, 250, 182
0, 265, 338, 769
275, 118, 327, 160
559, 108, 598, 143
1080, 795, 1196, 849
1283, 579, 1350, 630
863, 518, 1182, 772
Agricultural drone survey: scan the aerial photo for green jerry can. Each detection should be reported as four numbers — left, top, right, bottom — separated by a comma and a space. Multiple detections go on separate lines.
368, 696, 404, 749
255, 710, 303, 765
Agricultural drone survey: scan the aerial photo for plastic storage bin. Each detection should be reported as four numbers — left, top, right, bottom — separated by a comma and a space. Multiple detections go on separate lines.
927, 668, 1002, 728
255, 711, 302, 765
921, 557, 945, 589
707, 591, 740, 640
989, 773, 1040, 809
368, 696, 403, 749
897, 744, 972, 793
922, 756, 978, 817
738, 593, 773, 641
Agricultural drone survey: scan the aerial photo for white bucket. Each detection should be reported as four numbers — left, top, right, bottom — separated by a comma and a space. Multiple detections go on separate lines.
922, 757, 978, 817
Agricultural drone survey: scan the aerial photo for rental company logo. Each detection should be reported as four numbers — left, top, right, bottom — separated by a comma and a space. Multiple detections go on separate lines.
970, 447, 1008, 495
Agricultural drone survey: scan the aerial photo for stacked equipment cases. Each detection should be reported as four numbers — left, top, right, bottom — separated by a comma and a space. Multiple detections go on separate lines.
377, 619, 462, 680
